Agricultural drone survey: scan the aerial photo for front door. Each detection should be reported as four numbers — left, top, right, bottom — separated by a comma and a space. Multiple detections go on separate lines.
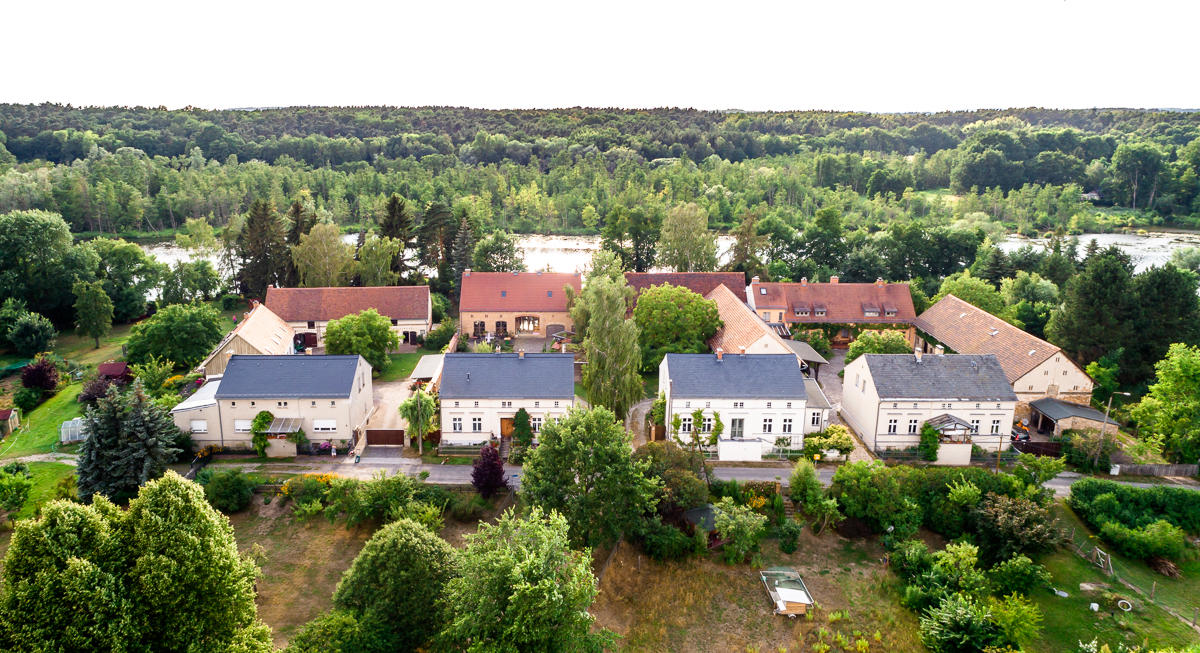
500, 418, 514, 438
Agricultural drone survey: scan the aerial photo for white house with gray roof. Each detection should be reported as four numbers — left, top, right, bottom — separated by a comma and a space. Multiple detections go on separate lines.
439, 352, 575, 446
841, 349, 1017, 455
658, 352, 828, 461
172, 354, 374, 457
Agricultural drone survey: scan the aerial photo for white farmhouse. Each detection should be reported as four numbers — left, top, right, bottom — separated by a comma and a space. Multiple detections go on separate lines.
658, 351, 830, 462
438, 352, 575, 445
841, 350, 1018, 462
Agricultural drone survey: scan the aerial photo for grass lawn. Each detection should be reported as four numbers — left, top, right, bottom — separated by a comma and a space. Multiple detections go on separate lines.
0, 383, 83, 460
641, 371, 659, 399
377, 352, 423, 383
12, 462, 76, 520
592, 527, 923, 652
227, 499, 377, 648
574, 381, 587, 402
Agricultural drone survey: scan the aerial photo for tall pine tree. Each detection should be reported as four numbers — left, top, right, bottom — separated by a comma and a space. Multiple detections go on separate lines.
283, 197, 313, 287
450, 215, 476, 296
76, 380, 182, 502
1046, 251, 1134, 365
238, 199, 287, 298
379, 194, 415, 279
1128, 263, 1200, 382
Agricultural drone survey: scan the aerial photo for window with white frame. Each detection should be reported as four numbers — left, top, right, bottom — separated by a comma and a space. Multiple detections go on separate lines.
313, 420, 337, 433
534, 401, 539, 407
190, 420, 208, 433
762, 418, 773, 433
250, 401, 256, 407
234, 420, 252, 432
454, 401, 459, 407
554, 401, 559, 407
474, 401, 480, 407
702, 416, 713, 432
730, 418, 744, 439
501, 401, 512, 408
733, 402, 744, 408
277, 401, 287, 407
311, 401, 316, 407
786, 402, 791, 408
330, 401, 336, 407
991, 419, 1001, 434
472, 417, 482, 432
887, 419, 897, 434
782, 418, 792, 433
681, 416, 693, 432
766, 402, 772, 408
812, 412, 821, 426
685, 401, 690, 408
908, 419, 918, 433
705, 401, 710, 408
970, 419, 980, 432
231, 401, 236, 407
452, 418, 462, 432
531, 417, 543, 432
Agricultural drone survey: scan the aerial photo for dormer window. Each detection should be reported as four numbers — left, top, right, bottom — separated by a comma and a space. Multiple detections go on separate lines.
815, 308, 826, 317
864, 309, 879, 317
862, 302, 880, 318
795, 306, 810, 317
884, 302, 898, 317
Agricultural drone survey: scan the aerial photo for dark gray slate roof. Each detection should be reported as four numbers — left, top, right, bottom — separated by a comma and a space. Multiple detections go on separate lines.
215, 355, 362, 399
439, 353, 574, 399
665, 353, 808, 400
863, 353, 1017, 401
1030, 397, 1115, 424
803, 378, 832, 410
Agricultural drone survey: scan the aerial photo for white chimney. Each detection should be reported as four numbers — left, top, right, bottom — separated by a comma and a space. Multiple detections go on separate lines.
934, 345, 945, 357
716, 348, 724, 361
914, 347, 923, 363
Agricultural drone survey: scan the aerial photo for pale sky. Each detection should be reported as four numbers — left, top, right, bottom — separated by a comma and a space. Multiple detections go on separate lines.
7, 0, 1197, 112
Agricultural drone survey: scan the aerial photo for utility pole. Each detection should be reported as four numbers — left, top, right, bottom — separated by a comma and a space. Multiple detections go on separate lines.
1097, 392, 1132, 470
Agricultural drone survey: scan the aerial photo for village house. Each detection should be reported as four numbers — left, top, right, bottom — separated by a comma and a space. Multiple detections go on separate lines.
458, 270, 581, 339
624, 272, 747, 314
438, 352, 575, 446
264, 285, 432, 348
841, 350, 1017, 463
705, 283, 830, 378
912, 294, 1094, 418
746, 276, 917, 348
197, 302, 295, 376
170, 354, 374, 457
659, 352, 828, 462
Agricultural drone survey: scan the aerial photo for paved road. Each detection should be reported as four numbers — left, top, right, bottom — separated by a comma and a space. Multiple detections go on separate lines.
237, 453, 1199, 497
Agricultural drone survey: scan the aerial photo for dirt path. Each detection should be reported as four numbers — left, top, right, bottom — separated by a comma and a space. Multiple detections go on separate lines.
815, 350, 874, 462
625, 398, 654, 448
11, 453, 78, 466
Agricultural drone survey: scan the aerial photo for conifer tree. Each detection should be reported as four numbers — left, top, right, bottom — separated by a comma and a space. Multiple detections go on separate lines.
1046, 252, 1135, 365
76, 380, 181, 502
238, 199, 287, 297
283, 197, 314, 286
450, 215, 476, 295
379, 194, 415, 278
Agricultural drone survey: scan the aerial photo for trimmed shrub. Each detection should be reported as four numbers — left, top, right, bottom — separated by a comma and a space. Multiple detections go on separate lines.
203, 469, 257, 512
220, 294, 242, 311
1099, 520, 1188, 560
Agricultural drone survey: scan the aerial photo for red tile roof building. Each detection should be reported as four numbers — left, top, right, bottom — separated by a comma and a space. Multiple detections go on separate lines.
624, 272, 747, 312
459, 270, 582, 338
264, 285, 432, 347
747, 276, 917, 347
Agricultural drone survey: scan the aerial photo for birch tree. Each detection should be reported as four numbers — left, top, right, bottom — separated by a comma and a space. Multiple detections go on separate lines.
658, 202, 718, 272
580, 275, 643, 420
291, 222, 355, 287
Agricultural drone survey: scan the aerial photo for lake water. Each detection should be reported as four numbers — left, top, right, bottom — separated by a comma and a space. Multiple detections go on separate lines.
138, 231, 1198, 278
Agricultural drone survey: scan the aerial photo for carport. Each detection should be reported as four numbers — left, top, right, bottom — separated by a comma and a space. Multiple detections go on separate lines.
1029, 397, 1116, 436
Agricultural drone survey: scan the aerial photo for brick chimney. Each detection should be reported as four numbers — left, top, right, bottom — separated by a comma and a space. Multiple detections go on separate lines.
800, 277, 808, 287
914, 347, 923, 363
739, 346, 746, 356
463, 269, 471, 277
716, 348, 724, 361
829, 276, 839, 284
875, 277, 884, 288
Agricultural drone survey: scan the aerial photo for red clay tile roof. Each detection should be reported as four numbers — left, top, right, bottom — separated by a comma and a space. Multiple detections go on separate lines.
752, 280, 916, 324
625, 272, 747, 309
459, 271, 581, 312
0, 409, 13, 420
913, 294, 1062, 383
265, 286, 430, 322
705, 284, 793, 355
96, 362, 128, 377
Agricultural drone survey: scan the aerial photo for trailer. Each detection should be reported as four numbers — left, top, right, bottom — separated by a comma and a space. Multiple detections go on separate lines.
760, 567, 814, 617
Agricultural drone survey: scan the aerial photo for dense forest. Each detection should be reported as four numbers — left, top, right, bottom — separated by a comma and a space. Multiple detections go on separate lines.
0, 105, 1198, 238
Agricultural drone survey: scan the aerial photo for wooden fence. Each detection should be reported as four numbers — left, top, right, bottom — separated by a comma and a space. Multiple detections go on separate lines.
1117, 463, 1199, 477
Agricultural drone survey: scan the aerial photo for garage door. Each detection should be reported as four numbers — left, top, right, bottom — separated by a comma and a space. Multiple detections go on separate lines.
546, 324, 565, 337
366, 429, 405, 445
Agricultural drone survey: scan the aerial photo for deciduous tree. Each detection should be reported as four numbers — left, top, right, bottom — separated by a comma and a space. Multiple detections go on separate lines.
1131, 343, 1200, 463
439, 507, 614, 652
324, 308, 399, 375
521, 406, 659, 548
354, 230, 401, 286
291, 222, 355, 288
658, 202, 718, 272
579, 276, 643, 419
632, 284, 722, 371
8, 312, 57, 357
125, 302, 223, 369
472, 230, 526, 273
397, 387, 438, 455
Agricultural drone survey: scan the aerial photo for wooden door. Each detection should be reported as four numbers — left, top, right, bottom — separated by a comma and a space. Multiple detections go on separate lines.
500, 418, 514, 438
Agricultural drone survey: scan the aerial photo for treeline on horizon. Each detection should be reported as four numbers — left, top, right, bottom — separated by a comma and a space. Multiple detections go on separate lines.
0, 104, 1198, 238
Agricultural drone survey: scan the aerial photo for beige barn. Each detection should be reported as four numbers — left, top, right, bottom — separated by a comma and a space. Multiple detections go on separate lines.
198, 302, 295, 377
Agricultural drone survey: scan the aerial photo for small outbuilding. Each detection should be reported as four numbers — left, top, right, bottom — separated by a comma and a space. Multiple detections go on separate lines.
760, 567, 815, 616
1029, 397, 1116, 436
96, 362, 132, 384
0, 409, 19, 437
